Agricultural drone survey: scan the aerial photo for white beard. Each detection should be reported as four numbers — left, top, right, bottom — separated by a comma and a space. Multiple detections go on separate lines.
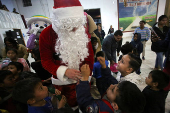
52, 16, 89, 70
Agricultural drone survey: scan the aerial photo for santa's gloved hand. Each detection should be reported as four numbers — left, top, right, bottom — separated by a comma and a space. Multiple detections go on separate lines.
30, 27, 40, 35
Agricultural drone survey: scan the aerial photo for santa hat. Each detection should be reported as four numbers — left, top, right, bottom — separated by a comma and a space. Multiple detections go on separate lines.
52, 0, 84, 20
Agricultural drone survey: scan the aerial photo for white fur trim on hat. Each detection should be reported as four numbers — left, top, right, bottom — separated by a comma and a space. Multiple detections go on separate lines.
52, 6, 84, 19
56, 66, 68, 82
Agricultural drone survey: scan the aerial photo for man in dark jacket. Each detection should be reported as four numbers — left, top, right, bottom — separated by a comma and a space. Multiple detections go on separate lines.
102, 30, 123, 65
151, 15, 169, 70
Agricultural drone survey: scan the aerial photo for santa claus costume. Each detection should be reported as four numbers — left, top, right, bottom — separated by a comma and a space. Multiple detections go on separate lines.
39, 0, 96, 108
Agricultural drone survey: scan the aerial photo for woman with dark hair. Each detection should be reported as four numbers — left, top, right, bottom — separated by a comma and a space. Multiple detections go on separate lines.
108, 25, 114, 34
2, 37, 29, 60
94, 24, 105, 44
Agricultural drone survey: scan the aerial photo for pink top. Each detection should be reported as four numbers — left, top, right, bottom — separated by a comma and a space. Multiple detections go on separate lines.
0, 58, 30, 72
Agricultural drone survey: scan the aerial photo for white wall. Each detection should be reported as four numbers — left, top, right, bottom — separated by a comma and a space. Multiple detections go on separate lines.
80, 0, 118, 34
15, 0, 118, 34
1, 0, 19, 12
157, 0, 166, 21
15, 0, 53, 18
2, 0, 167, 39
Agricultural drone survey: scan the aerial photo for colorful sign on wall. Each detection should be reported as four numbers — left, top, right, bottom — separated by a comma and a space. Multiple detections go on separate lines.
118, 0, 159, 32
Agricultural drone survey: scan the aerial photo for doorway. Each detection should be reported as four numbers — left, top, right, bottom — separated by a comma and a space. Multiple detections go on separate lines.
84, 8, 101, 25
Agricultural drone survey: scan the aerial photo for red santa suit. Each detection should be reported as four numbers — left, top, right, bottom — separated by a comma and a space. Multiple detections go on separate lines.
39, 0, 95, 107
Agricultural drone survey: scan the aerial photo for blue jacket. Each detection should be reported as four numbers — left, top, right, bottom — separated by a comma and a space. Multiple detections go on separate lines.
130, 33, 143, 55
76, 67, 118, 113
93, 60, 109, 79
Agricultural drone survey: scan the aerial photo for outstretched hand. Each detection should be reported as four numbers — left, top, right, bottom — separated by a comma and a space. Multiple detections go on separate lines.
30, 27, 40, 35
65, 69, 82, 81
97, 57, 106, 68
55, 89, 61, 95
58, 95, 67, 109
80, 64, 90, 81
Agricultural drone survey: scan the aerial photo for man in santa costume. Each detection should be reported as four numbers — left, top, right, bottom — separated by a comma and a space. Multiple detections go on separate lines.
39, 0, 96, 108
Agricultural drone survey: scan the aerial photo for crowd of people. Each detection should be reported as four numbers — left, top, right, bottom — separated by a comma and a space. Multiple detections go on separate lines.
0, 0, 170, 113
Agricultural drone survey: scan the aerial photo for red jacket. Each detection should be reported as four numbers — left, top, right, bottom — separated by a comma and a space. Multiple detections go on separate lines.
39, 25, 94, 80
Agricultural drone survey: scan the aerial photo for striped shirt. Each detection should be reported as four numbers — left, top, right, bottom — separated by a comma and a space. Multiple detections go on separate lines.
134, 27, 151, 41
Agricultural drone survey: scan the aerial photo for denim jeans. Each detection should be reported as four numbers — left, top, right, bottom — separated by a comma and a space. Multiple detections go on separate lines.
155, 52, 163, 70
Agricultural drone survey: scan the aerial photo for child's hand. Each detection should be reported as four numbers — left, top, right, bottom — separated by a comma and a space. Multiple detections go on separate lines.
81, 64, 90, 81
58, 95, 67, 109
97, 57, 106, 68
55, 89, 61, 95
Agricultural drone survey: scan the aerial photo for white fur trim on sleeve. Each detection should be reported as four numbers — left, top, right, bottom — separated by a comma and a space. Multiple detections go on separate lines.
56, 66, 68, 82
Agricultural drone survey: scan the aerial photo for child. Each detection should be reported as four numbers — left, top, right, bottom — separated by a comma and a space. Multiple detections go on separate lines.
91, 35, 102, 61
130, 33, 143, 56
8, 62, 23, 82
76, 64, 145, 113
31, 47, 52, 80
143, 70, 170, 113
98, 53, 144, 91
130, 33, 143, 74
118, 41, 133, 61
1, 63, 9, 70
0, 70, 19, 113
12, 78, 67, 113
5, 48, 30, 71
92, 51, 109, 96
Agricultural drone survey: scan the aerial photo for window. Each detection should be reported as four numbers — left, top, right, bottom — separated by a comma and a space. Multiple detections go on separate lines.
23, 0, 32, 7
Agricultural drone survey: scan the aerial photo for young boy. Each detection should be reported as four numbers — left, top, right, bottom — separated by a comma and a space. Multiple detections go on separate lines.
12, 78, 67, 113
118, 41, 133, 61
8, 62, 23, 82
130, 33, 143, 57
0, 70, 17, 112
143, 70, 170, 113
76, 64, 145, 113
130, 33, 143, 74
92, 51, 109, 96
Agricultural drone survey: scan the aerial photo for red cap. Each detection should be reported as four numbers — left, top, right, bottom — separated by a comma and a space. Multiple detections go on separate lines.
53, 0, 82, 9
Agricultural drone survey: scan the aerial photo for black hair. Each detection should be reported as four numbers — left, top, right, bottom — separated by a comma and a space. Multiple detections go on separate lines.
121, 42, 133, 55
4, 37, 18, 49
140, 20, 146, 24
0, 70, 13, 83
32, 47, 41, 60
149, 70, 170, 89
115, 81, 145, 113
6, 48, 18, 54
114, 30, 123, 36
96, 51, 105, 58
158, 15, 168, 22
8, 62, 24, 72
91, 37, 97, 43
127, 53, 142, 72
12, 78, 41, 104
134, 33, 138, 36
19, 71, 39, 80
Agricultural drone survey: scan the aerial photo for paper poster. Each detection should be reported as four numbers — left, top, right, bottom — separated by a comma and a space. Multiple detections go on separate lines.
118, 0, 159, 31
